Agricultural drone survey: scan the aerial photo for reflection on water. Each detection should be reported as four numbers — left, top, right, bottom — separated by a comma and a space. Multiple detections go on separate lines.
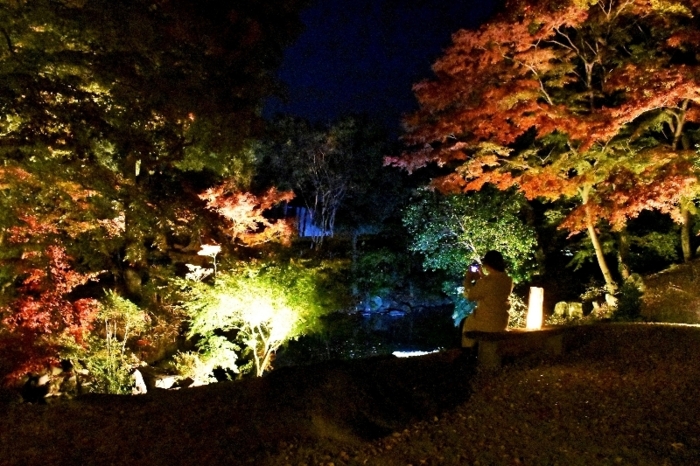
392, 349, 440, 358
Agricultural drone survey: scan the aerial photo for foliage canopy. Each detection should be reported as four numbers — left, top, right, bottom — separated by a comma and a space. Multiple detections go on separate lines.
389, 0, 700, 292
178, 258, 348, 378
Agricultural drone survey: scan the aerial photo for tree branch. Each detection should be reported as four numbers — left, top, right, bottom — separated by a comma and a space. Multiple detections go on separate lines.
0, 27, 15, 56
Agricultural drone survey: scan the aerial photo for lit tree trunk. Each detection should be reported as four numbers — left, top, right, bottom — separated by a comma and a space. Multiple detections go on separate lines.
578, 45, 616, 294
617, 228, 631, 281
253, 325, 277, 377
121, 154, 146, 300
582, 186, 617, 294
681, 203, 692, 262
305, 148, 348, 248
672, 101, 693, 263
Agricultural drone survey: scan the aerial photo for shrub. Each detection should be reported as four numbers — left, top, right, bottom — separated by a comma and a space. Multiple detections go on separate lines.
177, 258, 345, 379
79, 291, 149, 394
614, 276, 644, 321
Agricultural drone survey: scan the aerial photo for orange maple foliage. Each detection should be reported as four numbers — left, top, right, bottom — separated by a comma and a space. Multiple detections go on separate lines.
199, 182, 296, 246
390, 0, 700, 232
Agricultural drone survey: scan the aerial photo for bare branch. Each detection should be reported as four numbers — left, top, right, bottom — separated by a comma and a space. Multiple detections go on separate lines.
0, 27, 15, 56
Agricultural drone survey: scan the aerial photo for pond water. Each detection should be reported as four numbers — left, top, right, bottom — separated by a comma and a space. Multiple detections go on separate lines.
277, 305, 458, 367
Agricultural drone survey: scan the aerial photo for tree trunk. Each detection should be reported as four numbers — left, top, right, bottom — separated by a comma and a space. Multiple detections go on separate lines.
582, 187, 617, 294
586, 220, 617, 294
672, 101, 692, 262
681, 205, 692, 263
617, 229, 631, 281
121, 153, 147, 301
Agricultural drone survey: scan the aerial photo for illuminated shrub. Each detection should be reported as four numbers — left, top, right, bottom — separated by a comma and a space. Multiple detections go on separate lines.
79, 291, 149, 394
0, 246, 100, 384
614, 277, 644, 322
172, 340, 239, 387
177, 259, 342, 379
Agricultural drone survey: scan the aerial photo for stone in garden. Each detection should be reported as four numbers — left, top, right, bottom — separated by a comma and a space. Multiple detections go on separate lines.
132, 369, 148, 395
155, 375, 178, 390
568, 302, 583, 319
554, 301, 568, 316
605, 293, 618, 308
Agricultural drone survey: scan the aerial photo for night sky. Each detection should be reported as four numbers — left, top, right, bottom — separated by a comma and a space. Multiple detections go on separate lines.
264, 0, 502, 133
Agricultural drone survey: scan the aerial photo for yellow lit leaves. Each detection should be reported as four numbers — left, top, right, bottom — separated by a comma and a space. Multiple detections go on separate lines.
647, 0, 692, 17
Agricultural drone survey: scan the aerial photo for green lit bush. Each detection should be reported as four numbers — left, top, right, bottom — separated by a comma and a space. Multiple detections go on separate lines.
402, 187, 539, 283
177, 259, 345, 379
80, 291, 149, 394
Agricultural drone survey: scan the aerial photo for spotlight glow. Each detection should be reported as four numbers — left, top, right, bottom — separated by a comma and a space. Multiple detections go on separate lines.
526, 287, 544, 330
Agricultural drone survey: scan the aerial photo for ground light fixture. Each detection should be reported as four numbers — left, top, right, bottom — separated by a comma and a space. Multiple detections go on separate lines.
526, 286, 544, 330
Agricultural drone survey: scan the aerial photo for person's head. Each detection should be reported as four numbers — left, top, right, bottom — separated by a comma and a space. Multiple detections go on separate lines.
482, 250, 506, 272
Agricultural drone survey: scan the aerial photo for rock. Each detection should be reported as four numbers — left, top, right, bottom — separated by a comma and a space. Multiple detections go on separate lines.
605, 293, 618, 308
131, 369, 148, 395
554, 302, 568, 316
155, 376, 178, 390
568, 302, 583, 319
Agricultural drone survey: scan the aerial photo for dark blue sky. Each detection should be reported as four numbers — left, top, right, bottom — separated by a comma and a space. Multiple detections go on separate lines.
265, 0, 502, 132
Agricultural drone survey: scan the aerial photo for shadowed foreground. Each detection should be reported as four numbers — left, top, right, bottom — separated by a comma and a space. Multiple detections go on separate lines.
2, 324, 700, 465
0, 348, 476, 465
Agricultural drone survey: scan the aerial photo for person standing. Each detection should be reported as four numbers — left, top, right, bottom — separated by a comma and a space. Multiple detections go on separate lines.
461, 250, 513, 349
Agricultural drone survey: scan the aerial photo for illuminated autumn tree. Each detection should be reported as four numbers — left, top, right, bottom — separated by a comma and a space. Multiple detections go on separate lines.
0, 0, 309, 384
199, 182, 295, 248
0, 246, 100, 383
389, 0, 700, 294
0, 0, 308, 290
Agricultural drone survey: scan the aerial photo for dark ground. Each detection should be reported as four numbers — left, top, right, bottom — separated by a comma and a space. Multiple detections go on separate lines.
1, 323, 700, 466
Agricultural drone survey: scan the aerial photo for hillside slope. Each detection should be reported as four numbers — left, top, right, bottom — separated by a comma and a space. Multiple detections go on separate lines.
642, 258, 700, 324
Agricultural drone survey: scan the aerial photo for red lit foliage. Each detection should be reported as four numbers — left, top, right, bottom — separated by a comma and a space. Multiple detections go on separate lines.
0, 246, 100, 384
389, 0, 700, 289
390, 0, 700, 226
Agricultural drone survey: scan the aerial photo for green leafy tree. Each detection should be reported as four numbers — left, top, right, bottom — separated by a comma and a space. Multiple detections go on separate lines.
403, 187, 538, 327
403, 188, 538, 282
177, 258, 347, 378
